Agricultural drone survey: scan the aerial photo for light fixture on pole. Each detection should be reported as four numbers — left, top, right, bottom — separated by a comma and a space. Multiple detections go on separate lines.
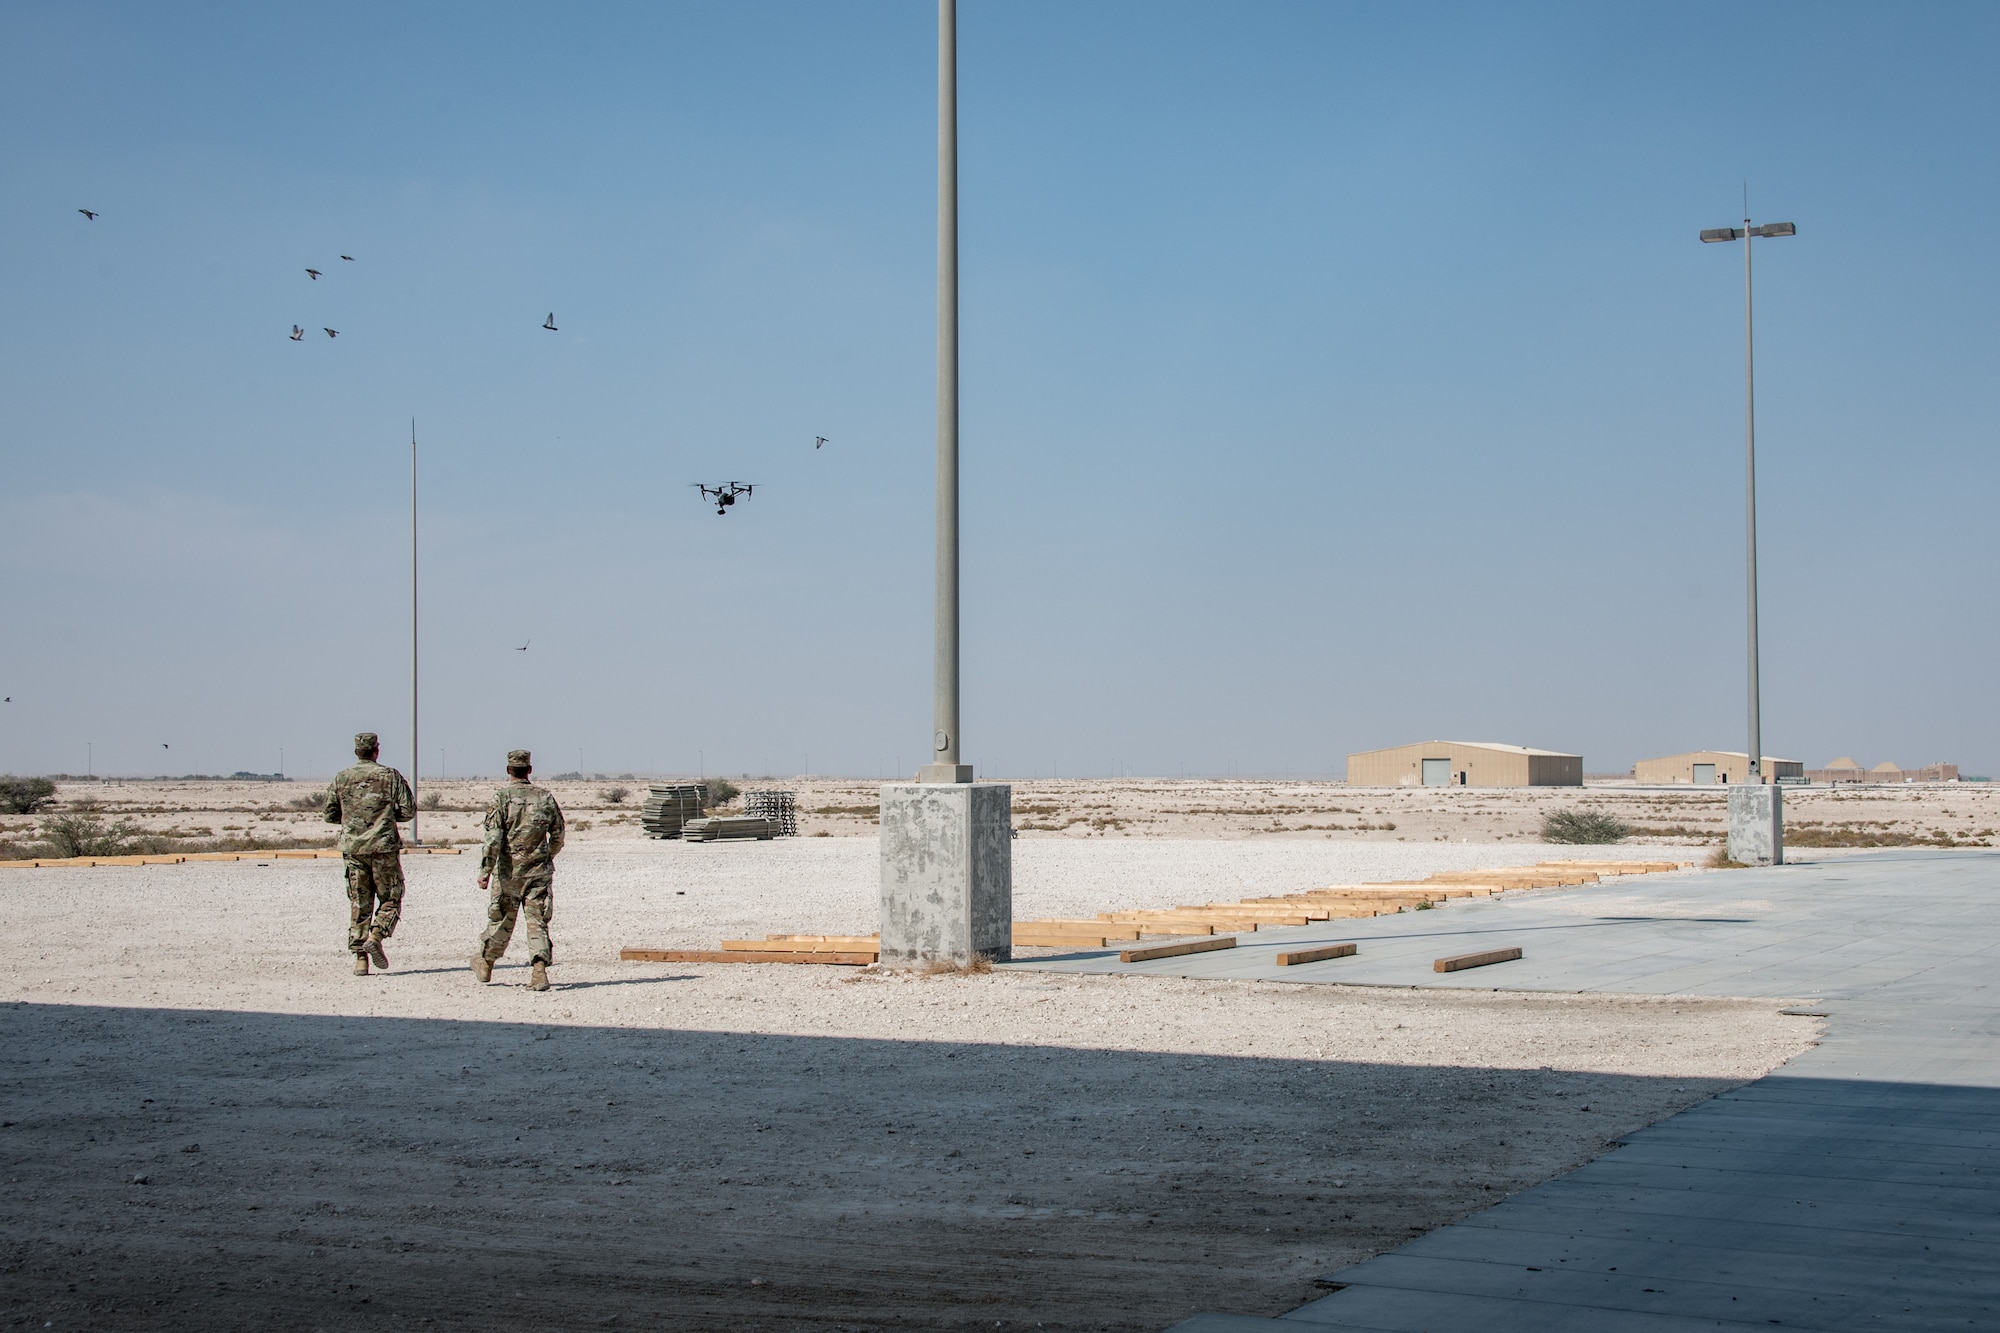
1698, 215, 1794, 785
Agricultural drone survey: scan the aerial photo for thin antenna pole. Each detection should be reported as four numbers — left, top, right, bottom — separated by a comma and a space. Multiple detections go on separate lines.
411, 418, 421, 842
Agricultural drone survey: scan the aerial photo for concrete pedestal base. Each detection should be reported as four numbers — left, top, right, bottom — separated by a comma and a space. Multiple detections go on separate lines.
1727, 784, 1783, 866
879, 783, 1012, 966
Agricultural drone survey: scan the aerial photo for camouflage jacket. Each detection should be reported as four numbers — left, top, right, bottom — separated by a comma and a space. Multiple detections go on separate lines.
323, 760, 415, 856
481, 779, 565, 879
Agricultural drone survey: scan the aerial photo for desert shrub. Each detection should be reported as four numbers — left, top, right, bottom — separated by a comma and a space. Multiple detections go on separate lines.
39, 801, 145, 857
705, 778, 741, 807
286, 787, 329, 810
1541, 809, 1632, 844
601, 786, 630, 804
0, 776, 57, 815
420, 790, 443, 810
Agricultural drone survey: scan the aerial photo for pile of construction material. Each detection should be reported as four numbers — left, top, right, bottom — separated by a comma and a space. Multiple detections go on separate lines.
741, 790, 798, 837
621, 858, 1690, 963
640, 783, 709, 839
1010, 859, 1686, 946
681, 815, 780, 843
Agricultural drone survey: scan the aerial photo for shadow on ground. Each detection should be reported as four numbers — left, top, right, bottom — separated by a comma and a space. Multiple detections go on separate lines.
0, 1001, 1748, 1332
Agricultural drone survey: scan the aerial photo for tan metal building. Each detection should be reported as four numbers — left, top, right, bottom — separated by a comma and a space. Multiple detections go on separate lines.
1346, 741, 1582, 788
1633, 751, 1804, 785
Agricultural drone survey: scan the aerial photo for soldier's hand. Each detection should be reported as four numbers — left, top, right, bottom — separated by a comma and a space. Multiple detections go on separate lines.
478, 874, 489, 891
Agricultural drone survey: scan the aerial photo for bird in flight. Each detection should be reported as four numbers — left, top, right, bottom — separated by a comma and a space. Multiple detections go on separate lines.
3, 697, 9, 703
161, 743, 169, 749
323, 328, 338, 338
815, 436, 828, 449
305, 268, 322, 280
78, 208, 98, 221
516, 640, 530, 651
289, 325, 304, 342
543, 313, 558, 331
340, 255, 355, 262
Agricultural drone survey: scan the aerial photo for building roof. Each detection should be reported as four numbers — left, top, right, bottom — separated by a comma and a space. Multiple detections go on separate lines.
1355, 740, 1580, 758
1823, 756, 1863, 770
1871, 760, 1903, 773
1639, 751, 1801, 765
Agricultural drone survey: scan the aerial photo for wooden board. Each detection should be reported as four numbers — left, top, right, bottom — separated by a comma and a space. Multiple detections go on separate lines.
621, 948, 876, 965
1119, 936, 1237, 964
1434, 946, 1523, 973
1275, 942, 1358, 966
722, 937, 878, 952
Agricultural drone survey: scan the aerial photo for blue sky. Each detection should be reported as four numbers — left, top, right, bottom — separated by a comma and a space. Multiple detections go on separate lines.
1, 1, 1994, 780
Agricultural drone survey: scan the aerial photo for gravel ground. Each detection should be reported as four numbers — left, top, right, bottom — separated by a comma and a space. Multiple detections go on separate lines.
0, 839, 1811, 1332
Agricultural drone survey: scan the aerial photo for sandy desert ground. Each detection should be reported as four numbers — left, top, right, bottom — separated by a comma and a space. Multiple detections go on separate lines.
6, 774, 1997, 856
0, 833, 1822, 1331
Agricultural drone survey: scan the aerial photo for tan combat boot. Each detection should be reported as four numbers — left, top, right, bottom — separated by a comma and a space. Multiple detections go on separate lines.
529, 960, 550, 992
367, 938, 389, 971
353, 953, 370, 976
471, 955, 492, 983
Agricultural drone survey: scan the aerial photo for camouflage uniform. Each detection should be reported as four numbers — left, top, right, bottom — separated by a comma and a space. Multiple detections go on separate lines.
479, 756, 565, 967
323, 734, 416, 957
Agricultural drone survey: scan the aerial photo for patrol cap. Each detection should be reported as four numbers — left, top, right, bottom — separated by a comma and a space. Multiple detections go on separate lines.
354, 732, 379, 753
506, 749, 532, 768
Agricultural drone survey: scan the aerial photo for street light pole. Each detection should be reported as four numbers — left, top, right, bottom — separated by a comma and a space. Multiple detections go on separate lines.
1700, 216, 1794, 784
922, 0, 968, 785
410, 418, 421, 844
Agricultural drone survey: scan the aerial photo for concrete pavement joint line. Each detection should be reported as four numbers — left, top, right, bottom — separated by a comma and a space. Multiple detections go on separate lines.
1161, 848, 2000, 1331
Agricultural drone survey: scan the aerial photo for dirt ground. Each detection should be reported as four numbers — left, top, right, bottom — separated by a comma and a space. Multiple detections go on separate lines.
7, 775, 1997, 853
0, 843, 1815, 1331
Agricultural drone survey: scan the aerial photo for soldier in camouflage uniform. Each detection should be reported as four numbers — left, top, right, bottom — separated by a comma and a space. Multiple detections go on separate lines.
473, 749, 566, 992
322, 732, 416, 976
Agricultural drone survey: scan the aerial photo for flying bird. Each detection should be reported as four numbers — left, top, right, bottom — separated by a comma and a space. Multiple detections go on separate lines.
289, 325, 304, 341
323, 328, 338, 338
161, 743, 169, 749
305, 268, 322, 280
516, 640, 530, 651
340, 255, 354, 262
3, 697, 10, 703
815, 436, 828, 449
78, 209, 98, 221
543, 313, 557, 331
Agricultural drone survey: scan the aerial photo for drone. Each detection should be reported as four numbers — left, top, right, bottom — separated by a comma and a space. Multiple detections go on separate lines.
692, 482, 754, 515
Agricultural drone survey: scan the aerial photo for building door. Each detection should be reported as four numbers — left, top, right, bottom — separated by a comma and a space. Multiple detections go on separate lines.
1422, 758, 1451, 787
1692, 763, 1716, 786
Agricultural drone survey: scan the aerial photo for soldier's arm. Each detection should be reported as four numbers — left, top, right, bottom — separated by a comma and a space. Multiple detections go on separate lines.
479, 792, 504, 882
546, 796, 566, 858
322, 776, 342, 825
392, 770, 416, 823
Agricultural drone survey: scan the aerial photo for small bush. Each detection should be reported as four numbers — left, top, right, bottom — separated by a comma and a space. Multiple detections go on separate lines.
39, 802, 145, 857
705, 778, 741, 807
420, 790, 443, 811
0, 776, 57, 815
286, 788, 329, 810
601, 786, 630, 804
1541, 809, 1632, 844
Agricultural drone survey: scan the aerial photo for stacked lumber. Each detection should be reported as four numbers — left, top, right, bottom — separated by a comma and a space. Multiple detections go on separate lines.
681, 815, 780, 843
623, 933, 881, 966
640, 783, 708, 838
620, 858, 1695, 966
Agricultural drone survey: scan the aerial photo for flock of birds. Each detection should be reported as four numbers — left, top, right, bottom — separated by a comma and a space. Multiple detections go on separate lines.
74, 206, 826, 517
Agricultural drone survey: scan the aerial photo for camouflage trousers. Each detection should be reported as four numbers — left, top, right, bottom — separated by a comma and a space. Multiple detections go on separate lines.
344, 853, 405, 955
480, 871, 554, 966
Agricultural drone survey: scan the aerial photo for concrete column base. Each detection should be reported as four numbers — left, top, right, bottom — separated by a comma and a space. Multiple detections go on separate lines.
1727, 784, 1783, 866
879, 783, 1012, 966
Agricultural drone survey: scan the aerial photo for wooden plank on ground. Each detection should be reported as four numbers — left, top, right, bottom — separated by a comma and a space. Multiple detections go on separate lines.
1275, 942, 1358, 966
1119, 936, 1237, 964
621, 948, 876, 965
721, 938, 876, 953
1434, 947, 1523, 973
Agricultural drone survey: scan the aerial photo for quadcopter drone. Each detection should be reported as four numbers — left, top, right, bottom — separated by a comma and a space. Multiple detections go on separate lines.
693, 481, 755, 515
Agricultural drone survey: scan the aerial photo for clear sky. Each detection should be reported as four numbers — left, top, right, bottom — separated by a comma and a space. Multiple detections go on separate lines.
1, 1, 1994, 781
